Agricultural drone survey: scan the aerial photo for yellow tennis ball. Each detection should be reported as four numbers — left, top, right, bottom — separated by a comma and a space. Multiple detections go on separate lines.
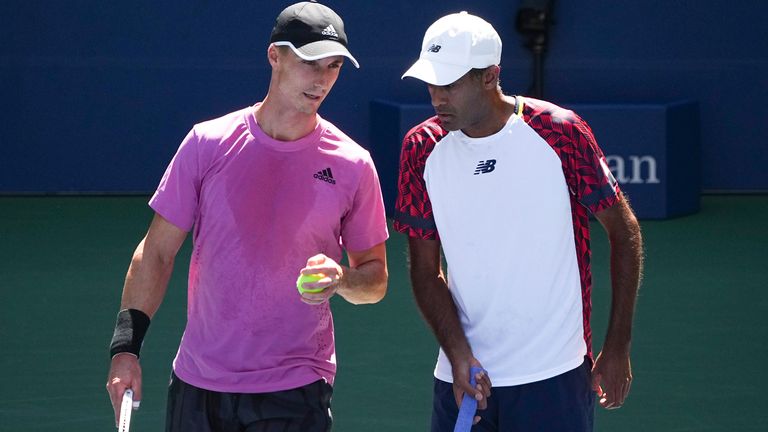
296, 273, 326, 294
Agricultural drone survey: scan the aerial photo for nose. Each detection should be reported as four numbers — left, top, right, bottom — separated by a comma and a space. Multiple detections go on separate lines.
313, 67, 336, 90
428, 84, 447, 108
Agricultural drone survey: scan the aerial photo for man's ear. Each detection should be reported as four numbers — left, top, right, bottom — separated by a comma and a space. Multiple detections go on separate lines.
484, 65, 501, 89
267, 44, 280, 67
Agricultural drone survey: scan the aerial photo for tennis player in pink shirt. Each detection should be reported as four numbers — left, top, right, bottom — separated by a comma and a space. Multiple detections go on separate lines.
105, 2, 388, 431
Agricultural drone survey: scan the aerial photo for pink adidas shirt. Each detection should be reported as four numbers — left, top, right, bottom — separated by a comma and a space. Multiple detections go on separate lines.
150, 105, 388, 393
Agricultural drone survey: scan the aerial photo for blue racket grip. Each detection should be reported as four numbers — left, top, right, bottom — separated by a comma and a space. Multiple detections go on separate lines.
453, 366, 484, 432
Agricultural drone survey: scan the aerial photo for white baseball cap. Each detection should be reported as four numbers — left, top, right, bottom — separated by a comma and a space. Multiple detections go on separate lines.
402, 11, 502, 86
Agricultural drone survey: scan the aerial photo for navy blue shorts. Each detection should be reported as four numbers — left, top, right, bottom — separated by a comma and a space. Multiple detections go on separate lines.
165, 373, 333, 432
431, 359, 595, 432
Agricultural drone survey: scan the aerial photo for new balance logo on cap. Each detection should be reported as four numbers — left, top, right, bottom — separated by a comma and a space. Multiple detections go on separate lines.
474, 159, 496, 175
427, 44, 441, 53
322, 25, 339, 38
314, 168, 336, 184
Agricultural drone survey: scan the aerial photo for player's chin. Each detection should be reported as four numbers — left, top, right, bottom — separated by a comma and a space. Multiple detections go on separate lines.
437, 117, 460, 131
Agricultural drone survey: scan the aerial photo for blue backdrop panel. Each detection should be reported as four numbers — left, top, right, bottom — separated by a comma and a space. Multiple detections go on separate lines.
1, 1, 766, 192
0, 64, 264, 192
567, 102, 700, 219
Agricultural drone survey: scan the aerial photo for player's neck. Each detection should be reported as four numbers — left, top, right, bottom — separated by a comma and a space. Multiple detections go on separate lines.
255, 96, 319, 142
461, 94, 516, 138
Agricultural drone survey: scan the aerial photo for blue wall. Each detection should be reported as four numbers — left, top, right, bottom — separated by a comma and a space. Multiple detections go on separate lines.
2, 0, 766, 193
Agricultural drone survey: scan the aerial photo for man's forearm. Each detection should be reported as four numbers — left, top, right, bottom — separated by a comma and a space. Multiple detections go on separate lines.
411, 272, 472, 362
604, 216, 643, 350
120, 239, 176, 318
336, 258, 387, 304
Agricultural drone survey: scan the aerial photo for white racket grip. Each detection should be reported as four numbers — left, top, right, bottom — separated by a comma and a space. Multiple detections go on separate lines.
118, 389, 133, 431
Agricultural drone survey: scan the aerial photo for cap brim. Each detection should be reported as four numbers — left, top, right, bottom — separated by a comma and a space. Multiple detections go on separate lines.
274, 40, 360, 68
401, 58, 471, 86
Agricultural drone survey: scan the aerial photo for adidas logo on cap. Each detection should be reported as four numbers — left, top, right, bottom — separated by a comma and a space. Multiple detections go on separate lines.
321, 25, 339, 38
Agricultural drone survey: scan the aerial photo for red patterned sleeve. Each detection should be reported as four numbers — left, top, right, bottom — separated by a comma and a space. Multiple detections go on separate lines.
524, 100, 621, 214
568, 118, 621, 213
392, 117, 447, 240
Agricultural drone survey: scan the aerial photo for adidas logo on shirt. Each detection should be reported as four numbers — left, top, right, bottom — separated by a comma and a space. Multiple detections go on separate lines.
314, 167, 336, 184
321, 25, 339, 38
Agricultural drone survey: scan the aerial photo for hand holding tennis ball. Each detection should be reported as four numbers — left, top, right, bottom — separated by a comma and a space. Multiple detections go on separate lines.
296, 272, 327, 294
296, 254, 343, 304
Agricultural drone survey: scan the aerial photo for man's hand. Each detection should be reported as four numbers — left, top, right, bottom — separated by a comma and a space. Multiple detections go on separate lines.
452, 357, 492, 425
106, 353, 143, 426
298, 254, 343, 305
591, 348, 632, 409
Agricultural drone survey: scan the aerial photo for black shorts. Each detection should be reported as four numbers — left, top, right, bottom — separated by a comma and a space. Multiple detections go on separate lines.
431, 358, 595, 432
165, 372, 333, 432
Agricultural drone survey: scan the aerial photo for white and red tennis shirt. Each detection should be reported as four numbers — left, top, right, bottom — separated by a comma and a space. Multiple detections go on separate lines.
394, 96, 620, 386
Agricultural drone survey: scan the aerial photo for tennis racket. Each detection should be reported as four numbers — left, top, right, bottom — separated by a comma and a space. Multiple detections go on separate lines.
453, 366, 484, 432
118, 389, 133, 432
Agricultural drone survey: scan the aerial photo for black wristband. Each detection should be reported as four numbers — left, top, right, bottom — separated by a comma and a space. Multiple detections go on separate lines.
109, 308, 151, 359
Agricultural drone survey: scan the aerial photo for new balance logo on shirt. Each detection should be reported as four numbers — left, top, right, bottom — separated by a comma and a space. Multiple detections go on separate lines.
314, 168, 336, 184
322, 25, 339, 38
474, 159, 497, 175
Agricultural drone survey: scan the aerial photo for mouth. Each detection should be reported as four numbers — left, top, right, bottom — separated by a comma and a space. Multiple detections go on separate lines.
304, 92, 322, 101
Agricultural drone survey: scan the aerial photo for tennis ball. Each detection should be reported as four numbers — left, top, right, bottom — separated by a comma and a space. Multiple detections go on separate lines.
296, 273, 326, 294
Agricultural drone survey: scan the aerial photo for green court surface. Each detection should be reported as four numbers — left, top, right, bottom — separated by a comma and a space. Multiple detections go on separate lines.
1, 195, 766, 431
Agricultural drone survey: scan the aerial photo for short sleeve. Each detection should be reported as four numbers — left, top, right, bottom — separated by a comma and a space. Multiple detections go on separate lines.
339, 153, 389, 252
568, 119, 621, 214
148, 128, 202, 231
392, 119, 445, 240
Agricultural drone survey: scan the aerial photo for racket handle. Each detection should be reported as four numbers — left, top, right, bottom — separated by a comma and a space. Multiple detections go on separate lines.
453, 366, 484, 432
118, 389, 133, 431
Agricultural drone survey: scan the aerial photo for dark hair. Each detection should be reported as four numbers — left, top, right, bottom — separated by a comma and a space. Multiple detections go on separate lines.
468, 67, 491, 79
274, 44, 291, 54
468, 66, 502, 92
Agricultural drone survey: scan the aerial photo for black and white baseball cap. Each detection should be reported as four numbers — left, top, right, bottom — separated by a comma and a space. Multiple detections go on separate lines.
270, 1, 360, 68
